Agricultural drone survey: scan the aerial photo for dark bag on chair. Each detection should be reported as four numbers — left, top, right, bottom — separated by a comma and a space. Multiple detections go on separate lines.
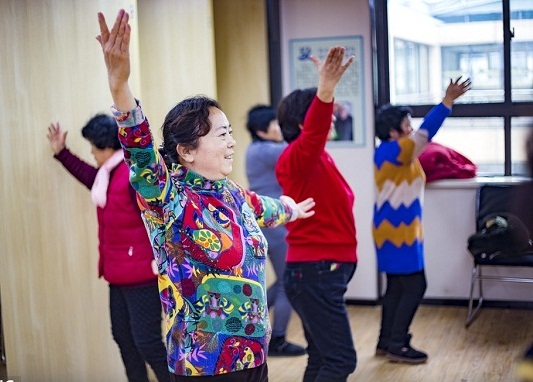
467, 212, 532, 260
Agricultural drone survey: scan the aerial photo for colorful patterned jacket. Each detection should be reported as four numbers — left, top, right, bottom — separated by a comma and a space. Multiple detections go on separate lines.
112, 102, 294, 376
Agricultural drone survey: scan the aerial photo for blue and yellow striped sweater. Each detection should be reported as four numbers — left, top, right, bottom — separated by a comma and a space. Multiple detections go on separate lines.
373, 103, 451, 274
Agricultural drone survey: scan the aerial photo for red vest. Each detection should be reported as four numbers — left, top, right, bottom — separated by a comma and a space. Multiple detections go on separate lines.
96, 162, 156, 285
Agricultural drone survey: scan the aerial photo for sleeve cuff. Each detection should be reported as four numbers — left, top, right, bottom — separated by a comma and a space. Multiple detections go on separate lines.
111, 99, 145, 127
54, 147, 69, 160
279, 195, 299, 222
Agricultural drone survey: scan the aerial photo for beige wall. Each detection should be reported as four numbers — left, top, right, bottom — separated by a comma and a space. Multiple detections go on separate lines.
0, 0, 267, 380
137, 0, 218, 143
0, 2, 138, 380
213, 0, 271, 187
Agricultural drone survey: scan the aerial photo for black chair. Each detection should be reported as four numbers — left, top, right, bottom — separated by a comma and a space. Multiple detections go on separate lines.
465, 183, 533, 327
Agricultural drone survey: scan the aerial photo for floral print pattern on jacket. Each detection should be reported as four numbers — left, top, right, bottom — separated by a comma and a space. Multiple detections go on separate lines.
112, 102, 294, 376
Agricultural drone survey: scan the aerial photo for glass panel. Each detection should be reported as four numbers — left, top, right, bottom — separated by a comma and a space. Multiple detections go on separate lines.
412, 117, 505, 175
393, 39, 431, 104
388, 0, 504, 105
510, 0, 533, 102
511, 117, 533, 175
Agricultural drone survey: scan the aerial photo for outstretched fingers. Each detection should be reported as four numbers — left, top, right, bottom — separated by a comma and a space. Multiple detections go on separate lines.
96, 12, 109, 46
454, 76, 472, 95
296, 197, 316, 219
46, 121, 68, 152
325, 46, 344, 68
96, 9, 129, 52
121, 24, 131, 54
460, 77, 472, 91
310, 46, 354, 77
47, 122, 58, 135
450, 76, 462, 85
112, 10, 129, 51
325, 46, 354, 77
451, 76, 472, 89
342, 54, 355, 70
445, 76, 472, 102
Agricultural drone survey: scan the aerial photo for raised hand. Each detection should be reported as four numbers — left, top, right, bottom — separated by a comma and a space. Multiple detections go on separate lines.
96, 9, 136, 111
47, 122, 68, 155
310, 46, 355, 103
443, 76, 472, 108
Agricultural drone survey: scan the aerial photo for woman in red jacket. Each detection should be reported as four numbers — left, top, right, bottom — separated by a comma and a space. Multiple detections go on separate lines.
47, 115, 169, 382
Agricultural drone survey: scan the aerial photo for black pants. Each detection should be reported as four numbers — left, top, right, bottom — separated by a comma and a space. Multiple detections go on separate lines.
285, 261, 357, 382
379, 270, 427, 349
109, 283, 170, 382
169, 363, 268, 382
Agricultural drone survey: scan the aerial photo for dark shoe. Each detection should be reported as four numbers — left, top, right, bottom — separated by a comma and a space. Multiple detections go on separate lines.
268, 337, 306, 357
375, 340, 388, 356
387, 345, 428, 364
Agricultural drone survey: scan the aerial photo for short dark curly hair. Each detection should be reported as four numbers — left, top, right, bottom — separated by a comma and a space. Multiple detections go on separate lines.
161, 95, 222, 167
81, 114, 120, 150
277, 88, 317, 143
375, 104, 412, 141
246, 105, 276, 141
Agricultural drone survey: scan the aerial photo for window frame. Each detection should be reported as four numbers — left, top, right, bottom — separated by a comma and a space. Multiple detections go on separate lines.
372, 0, 533, 176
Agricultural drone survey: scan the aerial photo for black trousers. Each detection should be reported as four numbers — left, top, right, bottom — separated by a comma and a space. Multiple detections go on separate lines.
379, 270, 427, 349
285, 261, 357, 382
109, 283, 170, 382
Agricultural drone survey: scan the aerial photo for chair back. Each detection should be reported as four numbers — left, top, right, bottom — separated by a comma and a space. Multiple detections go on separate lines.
476, 184, 513, 230
470, 183, 533, 261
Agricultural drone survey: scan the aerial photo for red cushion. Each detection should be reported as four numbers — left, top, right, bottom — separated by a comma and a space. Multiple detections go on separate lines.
419, 142, 477, 182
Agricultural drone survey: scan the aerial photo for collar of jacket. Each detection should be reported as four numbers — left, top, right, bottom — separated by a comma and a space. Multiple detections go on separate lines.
171, 163, 227, 192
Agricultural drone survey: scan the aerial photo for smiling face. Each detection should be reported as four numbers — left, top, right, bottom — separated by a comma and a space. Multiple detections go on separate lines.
178, 107, 235, 180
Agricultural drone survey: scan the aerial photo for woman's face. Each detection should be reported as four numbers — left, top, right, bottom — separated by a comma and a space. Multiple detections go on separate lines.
258, 119, 284, 142
183, 107, 236, 180
90, 144, 115, 167
389, 115, 413, 140
266, 119, 284, 142
399, 115, 414, 136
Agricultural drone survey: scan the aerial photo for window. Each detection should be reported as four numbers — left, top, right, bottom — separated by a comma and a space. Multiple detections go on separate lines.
393, 39, 430, 103
373, 0, 533, 175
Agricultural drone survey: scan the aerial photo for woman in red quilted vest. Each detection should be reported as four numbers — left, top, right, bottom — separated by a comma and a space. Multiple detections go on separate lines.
47, 115, 169, 382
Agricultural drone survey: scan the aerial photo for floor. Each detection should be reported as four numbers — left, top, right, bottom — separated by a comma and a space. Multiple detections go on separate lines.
268, 304, 533, 382
1, 304, 531, 381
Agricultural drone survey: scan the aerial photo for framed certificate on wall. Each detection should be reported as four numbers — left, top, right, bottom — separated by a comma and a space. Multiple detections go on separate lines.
289, 36, 365, 147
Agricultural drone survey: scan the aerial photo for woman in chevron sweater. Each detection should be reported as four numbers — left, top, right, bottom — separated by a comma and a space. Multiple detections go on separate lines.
373, 77, 471, 364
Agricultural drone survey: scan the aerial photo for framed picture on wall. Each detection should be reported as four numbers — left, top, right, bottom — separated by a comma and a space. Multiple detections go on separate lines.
289, 36, 364, 147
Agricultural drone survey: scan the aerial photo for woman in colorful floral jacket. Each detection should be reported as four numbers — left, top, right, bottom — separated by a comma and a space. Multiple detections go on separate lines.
96, 9, 315, 381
